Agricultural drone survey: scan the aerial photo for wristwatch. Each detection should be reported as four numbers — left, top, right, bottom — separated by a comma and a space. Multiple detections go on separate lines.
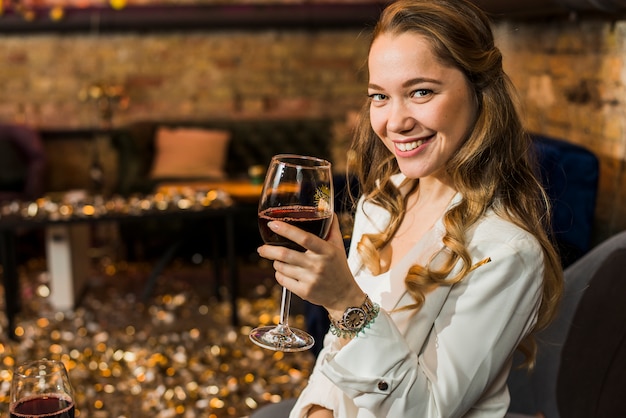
329, 294, 380, 338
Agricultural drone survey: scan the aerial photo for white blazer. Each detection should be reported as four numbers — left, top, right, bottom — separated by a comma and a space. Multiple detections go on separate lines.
290, 184, 544, 418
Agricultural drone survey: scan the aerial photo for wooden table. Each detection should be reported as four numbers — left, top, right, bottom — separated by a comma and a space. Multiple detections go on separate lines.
0, 192, 243, 338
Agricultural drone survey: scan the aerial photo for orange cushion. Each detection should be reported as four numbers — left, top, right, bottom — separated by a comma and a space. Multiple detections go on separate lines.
150, 127, 231, 180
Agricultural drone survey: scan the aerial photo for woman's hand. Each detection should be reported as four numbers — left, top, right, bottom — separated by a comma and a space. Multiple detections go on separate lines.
257, 214, 364, 316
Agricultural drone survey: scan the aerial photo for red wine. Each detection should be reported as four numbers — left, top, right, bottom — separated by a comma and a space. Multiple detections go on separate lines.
259, 206, 332, 251
10, 394, 75, 418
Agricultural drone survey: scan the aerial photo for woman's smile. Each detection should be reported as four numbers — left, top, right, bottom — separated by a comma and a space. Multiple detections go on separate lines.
393, 134, 435, 154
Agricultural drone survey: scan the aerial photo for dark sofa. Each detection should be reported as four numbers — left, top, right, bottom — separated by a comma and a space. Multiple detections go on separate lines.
111, 118, 335, 196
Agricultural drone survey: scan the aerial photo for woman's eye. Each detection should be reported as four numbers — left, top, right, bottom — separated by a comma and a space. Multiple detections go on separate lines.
368, 93, 387, 101
412, 89, 432, 98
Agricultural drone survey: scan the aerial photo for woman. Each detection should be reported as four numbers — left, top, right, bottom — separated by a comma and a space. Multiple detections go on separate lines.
256, 0, 563, 416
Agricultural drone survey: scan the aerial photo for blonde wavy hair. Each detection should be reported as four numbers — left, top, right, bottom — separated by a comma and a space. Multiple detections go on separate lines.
350, 0, 563, 368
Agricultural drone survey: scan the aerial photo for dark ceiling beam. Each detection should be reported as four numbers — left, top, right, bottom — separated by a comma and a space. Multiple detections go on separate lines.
474, 0, 626, 19
1, 1, 625, 34
0, 3, 386, 34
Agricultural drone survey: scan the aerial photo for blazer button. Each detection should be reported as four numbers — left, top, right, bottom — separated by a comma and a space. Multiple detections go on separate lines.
377, 381, 389, 391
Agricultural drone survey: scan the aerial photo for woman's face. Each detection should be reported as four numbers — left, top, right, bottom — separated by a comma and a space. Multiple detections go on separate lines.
368, 32, 478, 181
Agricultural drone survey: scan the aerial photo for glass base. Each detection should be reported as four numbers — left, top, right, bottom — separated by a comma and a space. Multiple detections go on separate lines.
249, 324, 315, 352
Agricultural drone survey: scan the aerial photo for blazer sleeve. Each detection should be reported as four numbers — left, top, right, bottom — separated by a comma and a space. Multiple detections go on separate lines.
298, 222, 545, 417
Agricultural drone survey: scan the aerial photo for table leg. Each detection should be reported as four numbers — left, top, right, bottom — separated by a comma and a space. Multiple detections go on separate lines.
140, 239, 182, 302
211, 229, 223, 301
46, 224, 90, 311
0, 230, 19, 339
226, 211, 239, 326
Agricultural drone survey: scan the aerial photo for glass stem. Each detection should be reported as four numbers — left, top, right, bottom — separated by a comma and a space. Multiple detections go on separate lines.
278, 287, 292, 328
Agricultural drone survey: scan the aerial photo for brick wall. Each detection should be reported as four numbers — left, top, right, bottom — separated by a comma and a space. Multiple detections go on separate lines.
1, 15, 625, 244
2, 31, 369, 126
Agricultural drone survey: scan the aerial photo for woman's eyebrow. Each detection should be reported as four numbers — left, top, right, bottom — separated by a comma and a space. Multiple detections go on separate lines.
402, 77, 442, 87
368, 77, 443, 91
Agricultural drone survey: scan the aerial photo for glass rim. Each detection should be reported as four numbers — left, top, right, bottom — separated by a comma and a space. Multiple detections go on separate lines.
272, 154, 331, 168
13, 359, 67, 378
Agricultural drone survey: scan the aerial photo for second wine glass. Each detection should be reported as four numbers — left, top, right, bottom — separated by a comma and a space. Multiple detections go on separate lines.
10, 359, 75, 418
250, 154, 333, 352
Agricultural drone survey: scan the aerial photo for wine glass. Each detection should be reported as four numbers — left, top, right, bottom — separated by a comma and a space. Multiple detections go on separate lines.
250, 154, 333, 352
10, 359, 75, 418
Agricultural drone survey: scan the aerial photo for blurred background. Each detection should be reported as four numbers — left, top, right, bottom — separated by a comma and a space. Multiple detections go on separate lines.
1, 0, 626, 416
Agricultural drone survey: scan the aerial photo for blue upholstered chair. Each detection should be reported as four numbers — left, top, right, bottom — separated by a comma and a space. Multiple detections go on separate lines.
531, 133, 599, 268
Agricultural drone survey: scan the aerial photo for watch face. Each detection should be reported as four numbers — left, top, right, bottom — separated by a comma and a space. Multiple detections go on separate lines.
344, 308, 366, 330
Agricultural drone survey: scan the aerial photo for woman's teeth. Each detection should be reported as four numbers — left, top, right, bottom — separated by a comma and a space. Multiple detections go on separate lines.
396, 139, 426, 152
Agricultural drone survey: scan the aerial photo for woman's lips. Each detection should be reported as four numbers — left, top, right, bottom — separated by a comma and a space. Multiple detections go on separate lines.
394, 135, 434, 152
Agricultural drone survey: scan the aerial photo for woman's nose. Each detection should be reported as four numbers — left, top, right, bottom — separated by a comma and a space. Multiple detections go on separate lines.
386, 101, 415, 133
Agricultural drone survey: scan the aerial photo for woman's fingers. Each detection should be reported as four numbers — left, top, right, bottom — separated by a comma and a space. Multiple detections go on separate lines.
272, 261, 307, 294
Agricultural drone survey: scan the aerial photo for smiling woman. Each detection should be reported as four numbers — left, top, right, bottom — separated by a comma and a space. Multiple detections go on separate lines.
252, 1, 563, 417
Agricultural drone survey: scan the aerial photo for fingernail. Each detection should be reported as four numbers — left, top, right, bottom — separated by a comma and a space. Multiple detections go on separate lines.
268, 221, 279, 230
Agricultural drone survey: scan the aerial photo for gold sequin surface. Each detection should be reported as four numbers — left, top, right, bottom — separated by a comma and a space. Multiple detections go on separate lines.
0, 259, 314, 417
